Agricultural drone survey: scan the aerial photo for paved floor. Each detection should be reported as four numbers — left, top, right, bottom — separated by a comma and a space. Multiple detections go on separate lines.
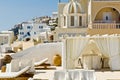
95, 71, 120, 80
1, 67, 120, 80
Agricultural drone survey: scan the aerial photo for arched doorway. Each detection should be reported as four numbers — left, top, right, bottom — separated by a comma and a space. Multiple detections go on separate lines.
94, 7, 120, 23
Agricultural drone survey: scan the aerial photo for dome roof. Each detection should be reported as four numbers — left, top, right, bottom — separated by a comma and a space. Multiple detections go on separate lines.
63, 0, 84, 15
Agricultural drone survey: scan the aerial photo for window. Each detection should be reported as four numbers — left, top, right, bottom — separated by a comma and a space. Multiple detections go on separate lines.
106, 16, 108, 20
64, 16, 66, 26
79, 16, 82, 26
71, 16, 74, 26
39, 26, 43, 29
27, 32, 30, 36
20, 32, 24, 35
34, 32, 36, 35
27, 26, 31, 29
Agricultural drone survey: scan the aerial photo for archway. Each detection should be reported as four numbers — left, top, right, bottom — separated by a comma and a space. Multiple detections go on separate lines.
94, 7, 120, 23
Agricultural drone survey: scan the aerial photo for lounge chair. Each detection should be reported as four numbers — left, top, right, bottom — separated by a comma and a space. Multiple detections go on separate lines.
34, 58, 52, 69
34, 58, 48, 66
0, 66, 31, 80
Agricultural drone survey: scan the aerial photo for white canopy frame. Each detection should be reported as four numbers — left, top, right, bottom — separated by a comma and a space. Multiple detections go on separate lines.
65, 35, 120, 70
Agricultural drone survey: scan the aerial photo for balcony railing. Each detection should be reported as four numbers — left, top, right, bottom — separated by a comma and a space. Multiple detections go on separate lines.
92, 23, 120, 29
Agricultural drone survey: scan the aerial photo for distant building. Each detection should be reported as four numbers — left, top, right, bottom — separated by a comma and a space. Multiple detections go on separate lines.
18, 22, 51, 41
10, 23, 22, 41
11, 24, 22, 35
52, 12, 58, 19
0, 31, 14, 45
49, 19, 58, 26
32, 16, 51, 24
49, 12, 58, 26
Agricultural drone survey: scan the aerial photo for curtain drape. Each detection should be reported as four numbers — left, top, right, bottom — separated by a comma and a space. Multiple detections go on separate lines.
66, 35, 120, 70
94, 35, 120, 70
66, 37, 89, 69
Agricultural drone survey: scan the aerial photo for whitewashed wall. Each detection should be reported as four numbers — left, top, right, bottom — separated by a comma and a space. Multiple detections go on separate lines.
11, 42, 63, 66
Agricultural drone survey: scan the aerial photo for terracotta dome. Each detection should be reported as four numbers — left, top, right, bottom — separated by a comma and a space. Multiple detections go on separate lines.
63, 0, 84, 15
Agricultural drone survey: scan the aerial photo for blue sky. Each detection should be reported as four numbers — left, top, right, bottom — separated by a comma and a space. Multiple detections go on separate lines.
0, 0, 68, 31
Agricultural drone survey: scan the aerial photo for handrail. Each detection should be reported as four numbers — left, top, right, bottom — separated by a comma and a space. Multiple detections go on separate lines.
92, 23, 120, 29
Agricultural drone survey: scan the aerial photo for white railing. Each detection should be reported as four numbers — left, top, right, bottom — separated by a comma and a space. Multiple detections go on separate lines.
92, 23, 120, 29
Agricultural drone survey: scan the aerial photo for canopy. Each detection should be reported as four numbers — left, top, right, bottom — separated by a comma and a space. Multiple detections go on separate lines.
65, 34, 120, 70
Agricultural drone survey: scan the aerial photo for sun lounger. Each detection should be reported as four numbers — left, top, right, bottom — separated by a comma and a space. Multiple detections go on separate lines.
34, 58, 53, 69
34, 58, 48, 66
34, 63, 51, 69
0, 66, 31, 79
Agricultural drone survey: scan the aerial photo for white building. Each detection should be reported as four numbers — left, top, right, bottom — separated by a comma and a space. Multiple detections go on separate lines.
49, 12, 58, 26
52, 12, 58, 19
0, 31, 14, 45
18, 22, 51, 41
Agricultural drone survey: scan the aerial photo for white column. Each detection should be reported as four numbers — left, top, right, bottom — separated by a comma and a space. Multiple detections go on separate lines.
75, 15, 78, 27
67, 15, 70, 27
88, 0, 92, 28
62, 39, 67, 69
82, 14, 86, 27
60, 15, 64, 28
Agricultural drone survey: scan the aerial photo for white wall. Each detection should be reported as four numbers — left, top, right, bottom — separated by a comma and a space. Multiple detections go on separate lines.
52, 12, 58, 19
18, 23, 51, 40
11, 42, 63, 66
0, 31, 14, 44
18, 23, 32, 40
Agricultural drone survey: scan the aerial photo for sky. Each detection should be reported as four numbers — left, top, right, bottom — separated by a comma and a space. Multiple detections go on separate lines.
0, 0, 68, 31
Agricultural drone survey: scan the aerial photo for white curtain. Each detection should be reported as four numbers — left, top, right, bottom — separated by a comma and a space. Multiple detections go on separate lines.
66, 37, 89, 69
94, 35, 120, 70
83, 55, 101, 70
108, 36, 120, 70
94, 35, 109, 57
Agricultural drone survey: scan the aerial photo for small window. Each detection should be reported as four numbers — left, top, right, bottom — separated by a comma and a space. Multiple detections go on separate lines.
64, 16, 66, 26
27, 26, 31, 29
34, 32, 36, 35
71, 16, 74, 26
39, 26, 43, 29
106, 16, 108, 20
20, 32, 24, 35
27, 32, 30, 36
79, 16, 82, 26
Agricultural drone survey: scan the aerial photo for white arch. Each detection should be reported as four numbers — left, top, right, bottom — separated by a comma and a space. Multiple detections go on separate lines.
93, 6, 120, 21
